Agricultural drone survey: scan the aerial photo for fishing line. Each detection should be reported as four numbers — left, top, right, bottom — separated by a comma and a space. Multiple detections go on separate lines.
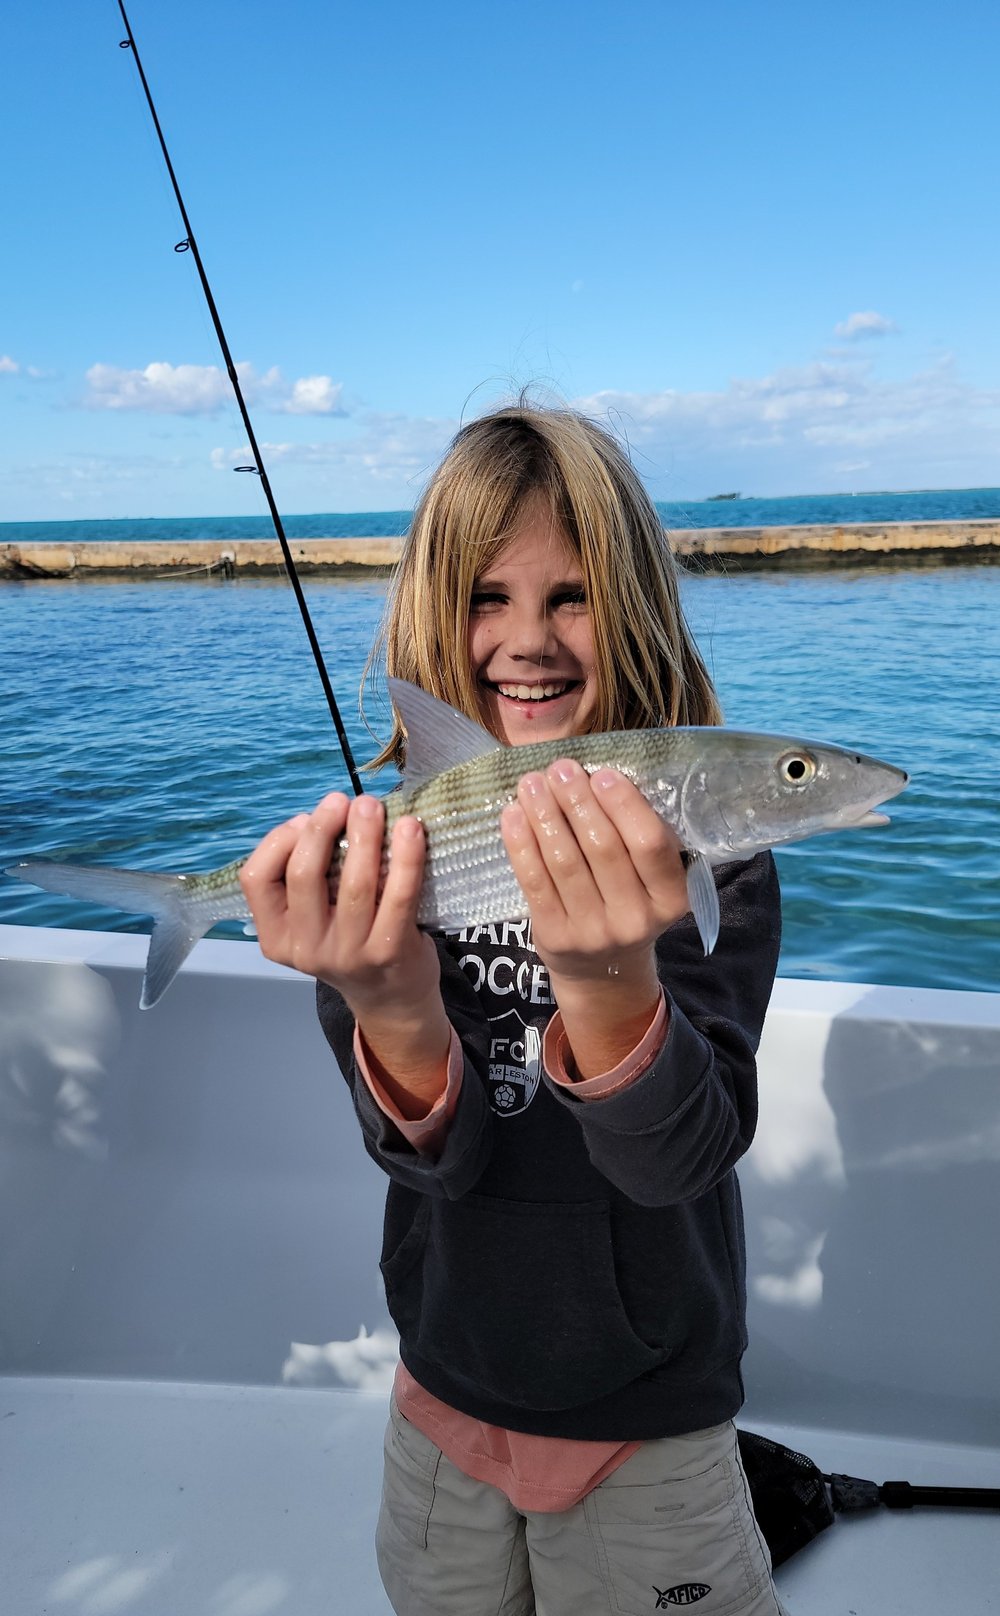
116, 0, 364, 796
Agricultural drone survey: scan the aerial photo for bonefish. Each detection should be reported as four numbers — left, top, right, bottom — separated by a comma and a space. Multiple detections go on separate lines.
6, 679, 908, 1007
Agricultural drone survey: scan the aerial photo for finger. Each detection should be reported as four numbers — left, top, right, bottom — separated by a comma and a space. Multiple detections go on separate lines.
283, 794, 349, 885
279, 792, 350, 934
240, 813, 311, 931
241, 813, 314, 960
539, 760, 649, 913
330, 792, 386, 943
501, 800, 560, 914
279, 795, 358, 956
502, 784, 578, 923
518, 770, 597, 876
371, 815, 427, 949
589, 767, 688, 911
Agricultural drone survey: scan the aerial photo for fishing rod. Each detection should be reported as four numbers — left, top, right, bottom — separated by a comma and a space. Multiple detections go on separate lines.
116, 0, 365, 797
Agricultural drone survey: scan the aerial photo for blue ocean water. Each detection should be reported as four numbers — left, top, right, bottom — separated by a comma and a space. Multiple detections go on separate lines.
1, 523, 998, 993
3, 486, 1000, 546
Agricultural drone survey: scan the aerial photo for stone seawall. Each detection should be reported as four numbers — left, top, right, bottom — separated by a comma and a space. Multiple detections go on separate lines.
2, 520, 999, 579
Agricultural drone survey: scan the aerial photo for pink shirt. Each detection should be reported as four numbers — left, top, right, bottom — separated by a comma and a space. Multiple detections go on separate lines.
355, 993, 668, 1511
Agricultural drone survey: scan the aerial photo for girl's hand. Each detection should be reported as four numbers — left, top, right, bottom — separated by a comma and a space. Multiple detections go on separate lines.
500, 759, 690, 1078
239, 792, 440, 1020
500, 758, 689, 980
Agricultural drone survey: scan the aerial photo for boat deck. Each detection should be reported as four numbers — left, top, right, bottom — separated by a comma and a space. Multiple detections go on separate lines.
4, 1378, 998, 1614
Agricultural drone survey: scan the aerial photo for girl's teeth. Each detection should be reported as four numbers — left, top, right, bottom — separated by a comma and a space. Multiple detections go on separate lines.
498, 683, 568, 702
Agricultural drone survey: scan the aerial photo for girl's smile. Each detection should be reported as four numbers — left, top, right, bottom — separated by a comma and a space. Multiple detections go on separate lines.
467, 504, 598, 746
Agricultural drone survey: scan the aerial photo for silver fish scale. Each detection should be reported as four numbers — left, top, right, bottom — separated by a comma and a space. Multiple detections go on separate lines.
177, 860, 253, 918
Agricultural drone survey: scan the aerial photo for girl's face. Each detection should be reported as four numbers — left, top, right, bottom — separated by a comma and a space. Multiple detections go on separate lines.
466, 503, 599, 746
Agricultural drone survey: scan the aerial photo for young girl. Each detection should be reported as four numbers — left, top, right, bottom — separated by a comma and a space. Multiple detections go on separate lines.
241, 405, 788, 1616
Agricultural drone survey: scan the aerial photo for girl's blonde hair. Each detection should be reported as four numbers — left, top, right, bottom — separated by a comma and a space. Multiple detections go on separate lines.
367, 404, 721, 769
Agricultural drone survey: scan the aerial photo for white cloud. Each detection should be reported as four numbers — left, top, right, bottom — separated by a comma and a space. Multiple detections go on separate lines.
0, 356, 54, 380
572, 353, 1000, 488
279, 375, 345, 415
86, 361, 230, 413
212, 410, 456, 486
834, 310, 898, 340
83, 360, 348, 417
2, 451, 187, 508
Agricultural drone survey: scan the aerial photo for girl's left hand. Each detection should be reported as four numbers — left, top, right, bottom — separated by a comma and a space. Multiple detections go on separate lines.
499, 757, 690, 984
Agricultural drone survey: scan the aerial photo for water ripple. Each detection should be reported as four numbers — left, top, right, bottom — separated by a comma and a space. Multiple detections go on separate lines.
2, 569, 998, 992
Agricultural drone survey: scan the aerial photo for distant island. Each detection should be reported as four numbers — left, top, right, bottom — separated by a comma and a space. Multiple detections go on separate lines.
706, 492, 741, 501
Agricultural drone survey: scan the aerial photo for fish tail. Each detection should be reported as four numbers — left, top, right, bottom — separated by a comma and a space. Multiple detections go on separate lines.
6, 860, 219, 1009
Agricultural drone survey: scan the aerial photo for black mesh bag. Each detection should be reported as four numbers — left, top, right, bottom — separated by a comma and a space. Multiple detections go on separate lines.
737, 1430, 835, 1567
737, 1428, 1000, 1568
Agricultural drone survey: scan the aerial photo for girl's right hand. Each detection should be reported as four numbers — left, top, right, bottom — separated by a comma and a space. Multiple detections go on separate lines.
239, 791, 441, 1021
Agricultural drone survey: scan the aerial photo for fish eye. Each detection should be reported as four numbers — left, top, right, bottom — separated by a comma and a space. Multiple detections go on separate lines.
777, 751, 817, 788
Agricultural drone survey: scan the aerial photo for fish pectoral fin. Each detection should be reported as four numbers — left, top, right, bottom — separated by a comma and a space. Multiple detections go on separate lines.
389, 677, 501, 788
684, 850, 720, 956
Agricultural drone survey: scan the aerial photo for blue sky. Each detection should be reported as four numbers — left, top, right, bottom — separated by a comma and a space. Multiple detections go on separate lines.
3, 0, 1000, 520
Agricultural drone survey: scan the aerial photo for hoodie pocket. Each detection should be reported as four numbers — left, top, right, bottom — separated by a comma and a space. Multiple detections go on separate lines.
387, 1192, 668, 1411
380, 1196, 431, 1290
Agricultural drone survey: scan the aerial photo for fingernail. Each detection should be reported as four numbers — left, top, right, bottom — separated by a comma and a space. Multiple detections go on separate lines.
548, 758, 579, 785
519, 772, 544, 799
502, 802, 527, 832
592, 768, 620, 791
355, 794, 380, 818
397, 816, 421, 839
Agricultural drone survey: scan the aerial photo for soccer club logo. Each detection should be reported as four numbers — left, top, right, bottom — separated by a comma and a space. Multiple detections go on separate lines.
487, 1007, 542, 1117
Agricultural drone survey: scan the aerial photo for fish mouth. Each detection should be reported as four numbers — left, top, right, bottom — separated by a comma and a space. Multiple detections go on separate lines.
835, 761, 909, 831
863, 761, 910, 809
485, 679, 582, 705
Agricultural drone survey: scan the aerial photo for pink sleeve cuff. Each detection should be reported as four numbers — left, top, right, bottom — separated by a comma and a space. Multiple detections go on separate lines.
542, 990, 668, 1098
354, 1024, 464, 1156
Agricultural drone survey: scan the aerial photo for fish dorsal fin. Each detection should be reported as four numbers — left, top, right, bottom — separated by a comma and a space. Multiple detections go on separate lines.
388, 677, 502, 788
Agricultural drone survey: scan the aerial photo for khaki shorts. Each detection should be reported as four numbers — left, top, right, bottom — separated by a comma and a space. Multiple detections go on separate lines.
376, 1398, 791, 1616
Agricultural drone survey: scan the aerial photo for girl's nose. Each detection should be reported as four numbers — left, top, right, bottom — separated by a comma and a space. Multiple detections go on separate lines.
508, 606, 556, 661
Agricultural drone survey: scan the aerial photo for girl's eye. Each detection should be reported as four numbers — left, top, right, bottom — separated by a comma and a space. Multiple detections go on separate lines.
553, 589, 588, 609
469, 591, 506, 611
